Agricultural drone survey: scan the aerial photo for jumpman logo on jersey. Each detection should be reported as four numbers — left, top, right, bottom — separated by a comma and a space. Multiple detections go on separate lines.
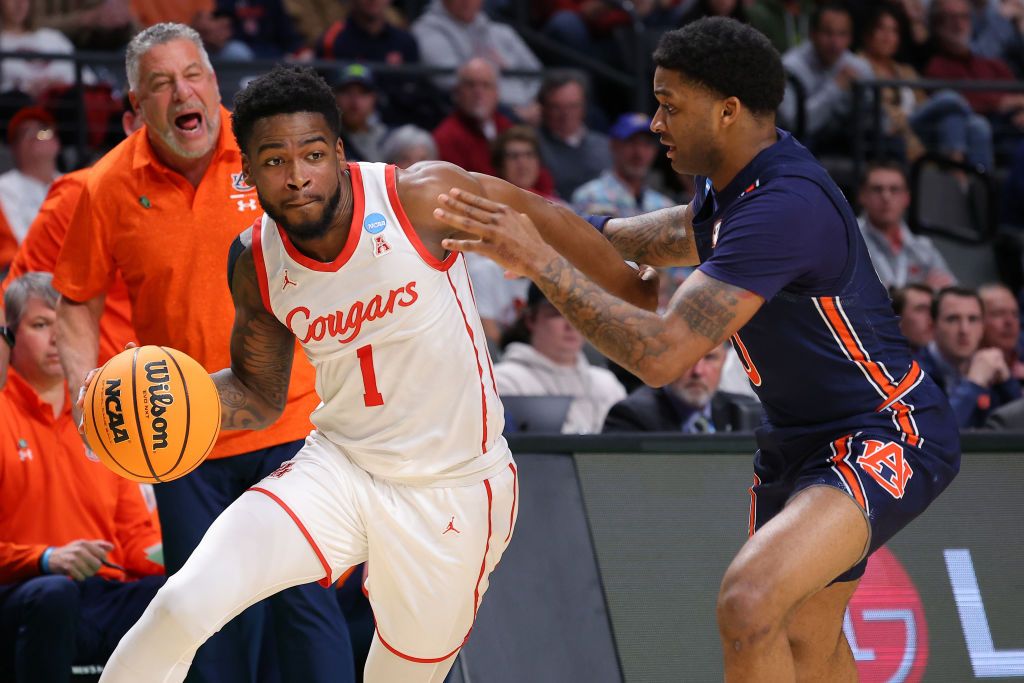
282, 270, 297, 290
443, 516, 460, 535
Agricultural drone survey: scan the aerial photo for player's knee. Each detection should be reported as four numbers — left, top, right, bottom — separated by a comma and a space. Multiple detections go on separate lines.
716, 576, 782, 646
144, 579, 212, 640
23, 576, 81, 623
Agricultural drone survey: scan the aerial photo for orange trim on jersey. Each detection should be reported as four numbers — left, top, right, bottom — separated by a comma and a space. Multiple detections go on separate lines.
385, 164, 458, 272
277, 163, 365, 272
373, 477, 495, 664
248, 487, 333, 588
829, 436, 867, 511
448, 269, 489, 454
747, 473, 761, 538
250, 217, 273, 315
505, 462, 517, 544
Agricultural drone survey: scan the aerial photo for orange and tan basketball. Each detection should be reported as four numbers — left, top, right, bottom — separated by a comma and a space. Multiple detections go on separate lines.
83, 345, 221, 484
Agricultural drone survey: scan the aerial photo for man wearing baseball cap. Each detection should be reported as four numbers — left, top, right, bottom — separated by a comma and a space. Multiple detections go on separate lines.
333, 63, 390, 161
0, 107, 61, 244
571, 112, 673, 218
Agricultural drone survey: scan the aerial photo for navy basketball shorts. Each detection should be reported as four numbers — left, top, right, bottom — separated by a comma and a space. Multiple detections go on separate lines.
748, 412, 960, 582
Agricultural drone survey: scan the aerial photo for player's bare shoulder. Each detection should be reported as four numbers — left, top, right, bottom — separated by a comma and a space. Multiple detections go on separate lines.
392, 161, 483, 246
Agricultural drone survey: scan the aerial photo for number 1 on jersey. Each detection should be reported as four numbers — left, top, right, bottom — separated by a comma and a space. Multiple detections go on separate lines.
357, 344, 384, 407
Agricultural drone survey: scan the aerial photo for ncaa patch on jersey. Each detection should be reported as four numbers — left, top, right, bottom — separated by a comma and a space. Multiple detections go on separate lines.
363, 212, 387, 234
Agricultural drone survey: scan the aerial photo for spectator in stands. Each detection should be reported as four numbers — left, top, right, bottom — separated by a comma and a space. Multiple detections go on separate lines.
211, 0, 306, 59
0, 98, 142, 371
572, 113, 674, 218
923, 286, 1022, 427
747, 0, 815, 54
678, 0, 748, 26
857, 161, 956, 289
494, 284, 626, 434
779, 3, 874, 152
30, 0, 134, 51
283, 0, 346, 48
925, 0, 1024, 133
603, 342, 762, 433
979, 282, 1024, 379
891, 283, 936, 359
0, 272, 164, 682
412, 0, 542, 121
380, 124, 436, 168
536, 70, 612, 201
0, 107, 61, 245
333, 63, 389, 162
0, 0, 88, 98
492, 125, 559, 201
534, 0, 632, 60
433, 58, 512, 174
970, 0, 1024, 75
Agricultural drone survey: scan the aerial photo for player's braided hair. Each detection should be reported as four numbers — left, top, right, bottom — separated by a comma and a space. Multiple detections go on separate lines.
231, 65, 342, 154
652, 17, 785, 116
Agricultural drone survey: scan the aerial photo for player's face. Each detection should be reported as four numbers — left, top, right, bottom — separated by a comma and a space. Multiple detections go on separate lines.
981, 287, 1020, 352
651, 68, 724, 177
10, 297, 62, 385
132, 39, 222, 162
243, 112, 346, 241
670, 344, 726, 409
934, 294, 984, 363
527, 303, 584, 366
899, 290, 934, 349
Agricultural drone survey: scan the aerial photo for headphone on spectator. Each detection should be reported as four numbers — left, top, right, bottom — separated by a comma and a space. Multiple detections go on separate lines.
0, 325, 13, 348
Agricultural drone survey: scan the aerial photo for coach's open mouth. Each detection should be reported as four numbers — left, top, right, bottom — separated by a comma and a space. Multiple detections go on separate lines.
174, 111, 204, 135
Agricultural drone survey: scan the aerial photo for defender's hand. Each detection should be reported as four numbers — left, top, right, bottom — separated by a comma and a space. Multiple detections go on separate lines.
435, 188, 561, 280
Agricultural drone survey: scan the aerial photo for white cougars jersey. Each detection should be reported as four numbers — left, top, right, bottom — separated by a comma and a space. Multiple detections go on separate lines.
253, 162, 508, 486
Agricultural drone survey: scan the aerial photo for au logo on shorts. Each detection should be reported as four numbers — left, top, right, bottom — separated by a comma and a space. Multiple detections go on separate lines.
857, 440, 913, 499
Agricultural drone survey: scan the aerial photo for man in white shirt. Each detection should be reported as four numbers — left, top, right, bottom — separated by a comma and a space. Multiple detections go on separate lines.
0, 107, 61, 243
857, 161, 955, 289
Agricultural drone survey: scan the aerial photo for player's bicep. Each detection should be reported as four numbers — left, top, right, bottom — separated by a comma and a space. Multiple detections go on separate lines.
228, 245, 294, 411
665, 270, 763, 348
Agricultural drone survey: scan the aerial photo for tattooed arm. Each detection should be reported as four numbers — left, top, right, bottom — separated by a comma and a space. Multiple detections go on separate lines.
434, 190, 763, 385
211, 231, 295, 430
603, 203, 700, 267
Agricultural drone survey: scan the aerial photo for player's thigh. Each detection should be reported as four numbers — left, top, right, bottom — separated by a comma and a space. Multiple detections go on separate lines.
366, 462, 517, 662
720, 485, 869, 625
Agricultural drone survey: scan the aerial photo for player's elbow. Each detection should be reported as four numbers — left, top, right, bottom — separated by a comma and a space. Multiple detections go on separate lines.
636, 363, 676, 388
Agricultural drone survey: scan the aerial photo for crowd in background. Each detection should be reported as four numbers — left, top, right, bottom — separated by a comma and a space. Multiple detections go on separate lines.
2, 0, 1024, 680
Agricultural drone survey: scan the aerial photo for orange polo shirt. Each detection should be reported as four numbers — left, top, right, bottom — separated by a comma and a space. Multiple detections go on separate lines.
53, 108, 318, 459
0, 203, 17, 270
0, 370, 163, 583
3, 169, 136, 364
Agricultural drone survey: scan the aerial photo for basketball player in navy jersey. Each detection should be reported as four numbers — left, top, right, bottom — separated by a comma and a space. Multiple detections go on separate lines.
435, 18, 961, 681
95, 65, 655, 683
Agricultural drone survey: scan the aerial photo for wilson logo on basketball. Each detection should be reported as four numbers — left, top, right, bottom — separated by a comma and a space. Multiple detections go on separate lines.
143, 360, 175, 451
285, 281, 419, 345
103, 378, 130, 444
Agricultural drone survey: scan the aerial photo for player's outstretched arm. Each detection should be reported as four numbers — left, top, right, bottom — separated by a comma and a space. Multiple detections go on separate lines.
434, 189, 763, 386
396, 162, 658, 311
212, 240, 295, 430
56, 293, 104, 425
602, 203, 700, 267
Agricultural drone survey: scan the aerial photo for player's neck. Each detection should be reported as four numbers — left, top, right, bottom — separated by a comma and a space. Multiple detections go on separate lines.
709, 126, 777, 192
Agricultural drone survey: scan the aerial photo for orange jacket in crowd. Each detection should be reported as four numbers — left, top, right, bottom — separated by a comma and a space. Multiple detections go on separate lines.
0, 203, 17, 271
53, 107, 318, 459
0, 369, 163, 584
2, 168, 136, 364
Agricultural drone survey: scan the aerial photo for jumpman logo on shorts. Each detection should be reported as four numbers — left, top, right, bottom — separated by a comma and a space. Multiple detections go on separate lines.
282, 270, 297, 290
443, 516, 460, 535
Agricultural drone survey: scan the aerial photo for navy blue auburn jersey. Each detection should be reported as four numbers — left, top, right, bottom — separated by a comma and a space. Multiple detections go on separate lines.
690, 130, 953, 447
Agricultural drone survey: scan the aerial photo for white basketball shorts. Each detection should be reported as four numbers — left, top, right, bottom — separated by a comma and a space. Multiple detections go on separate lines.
247, 430, 518, 663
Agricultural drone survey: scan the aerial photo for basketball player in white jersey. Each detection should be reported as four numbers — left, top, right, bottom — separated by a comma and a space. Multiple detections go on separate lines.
95, 66, 655, 682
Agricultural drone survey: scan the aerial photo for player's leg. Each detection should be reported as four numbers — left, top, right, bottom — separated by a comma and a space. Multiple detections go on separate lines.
716, 485, 869, 682
254, 441, 354, 682
363, 636, 457, 683
98, 490, 329, 683
786, 578, 859, 682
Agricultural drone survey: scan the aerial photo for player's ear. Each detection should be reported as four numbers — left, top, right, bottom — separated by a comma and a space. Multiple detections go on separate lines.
720, 96, 740, 127
336, 136, 346, 162
240, 154, 251, 181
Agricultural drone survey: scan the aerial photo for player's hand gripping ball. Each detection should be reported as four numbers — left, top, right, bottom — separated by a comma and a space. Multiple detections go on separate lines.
82, 346, 221, 483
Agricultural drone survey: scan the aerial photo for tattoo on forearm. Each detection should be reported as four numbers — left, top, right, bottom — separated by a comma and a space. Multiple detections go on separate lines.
607, 206, 696, 265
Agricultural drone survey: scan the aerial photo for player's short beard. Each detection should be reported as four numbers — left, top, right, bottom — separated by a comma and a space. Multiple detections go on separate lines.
261, 182, 342, 241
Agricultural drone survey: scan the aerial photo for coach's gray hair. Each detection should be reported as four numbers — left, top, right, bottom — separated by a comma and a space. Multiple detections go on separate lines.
126, 23, 213, 91
4, 272, 57, 332
380, 125, 437, 165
